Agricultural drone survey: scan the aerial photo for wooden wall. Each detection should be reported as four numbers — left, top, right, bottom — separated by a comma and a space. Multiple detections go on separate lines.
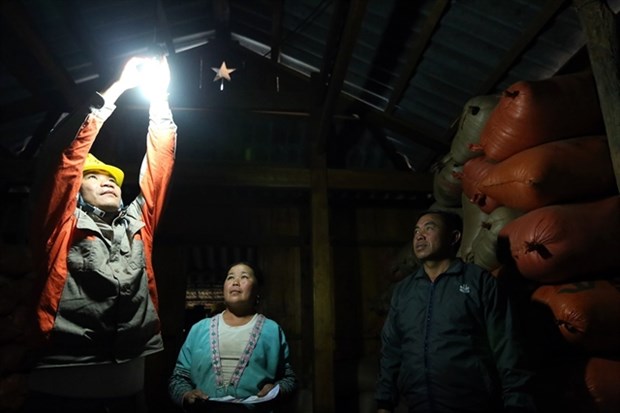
146, 191, 426, 412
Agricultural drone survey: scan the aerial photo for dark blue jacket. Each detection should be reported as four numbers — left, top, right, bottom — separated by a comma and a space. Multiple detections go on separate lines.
375, 259, 536, 412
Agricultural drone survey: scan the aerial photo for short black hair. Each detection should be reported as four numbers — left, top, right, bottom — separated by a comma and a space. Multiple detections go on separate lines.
416, 209, 463, 252
225, 261, 264, 286
416, 209, 463, 233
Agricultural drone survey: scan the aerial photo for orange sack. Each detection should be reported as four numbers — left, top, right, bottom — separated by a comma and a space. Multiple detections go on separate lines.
477, 71, 604, 161
498, 195, 620, 283
460, 156, 502, 214
584, 357, 620, 413
479, 135, 616, 212
532, 279, 620, 355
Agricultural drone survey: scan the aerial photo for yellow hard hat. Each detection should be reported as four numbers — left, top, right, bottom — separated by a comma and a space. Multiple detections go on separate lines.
83, 153, 125, 187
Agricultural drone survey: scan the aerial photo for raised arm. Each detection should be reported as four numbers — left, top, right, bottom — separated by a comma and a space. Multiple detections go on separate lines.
136, 56, 177, 231
30, 57, 145, 246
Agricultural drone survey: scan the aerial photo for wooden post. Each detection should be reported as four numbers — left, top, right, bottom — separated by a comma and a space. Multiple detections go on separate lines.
310, 156, 335, 412
573, 0, 620, 192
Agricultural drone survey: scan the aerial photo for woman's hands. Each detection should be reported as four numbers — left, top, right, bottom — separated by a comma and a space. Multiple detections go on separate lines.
182, 388, 209, 407
257, 383, 275, 397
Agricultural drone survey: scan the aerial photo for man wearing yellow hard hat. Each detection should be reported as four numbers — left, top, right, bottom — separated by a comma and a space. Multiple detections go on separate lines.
25, 55, 177, 413
78, 153, 125, 215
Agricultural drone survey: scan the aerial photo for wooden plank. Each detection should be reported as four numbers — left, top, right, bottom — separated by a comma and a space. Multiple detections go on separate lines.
171, 164, 312, 188
476, 0, 568, 95
327, 169, 433, 192
431, 0, 571, 144
3, 160, 433, 193
348, 101, 450, 153
315, 0, 368, 154
0, 0, 80, 108
307, 0, 371, 405
270, 0, 284, 62
310, 159, 335, 413
386, 0, 450, 113
573, 0, 620, 192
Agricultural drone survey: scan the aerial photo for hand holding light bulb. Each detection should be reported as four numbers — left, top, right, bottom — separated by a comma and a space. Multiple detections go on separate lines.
100, 55, 172, 119
138, 55, 170, 102
116, 56, 143, 91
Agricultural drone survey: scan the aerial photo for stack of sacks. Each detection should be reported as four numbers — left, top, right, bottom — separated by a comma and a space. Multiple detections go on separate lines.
478, 135, 616, 212
472, 70, 604, 162
432, 153, 463, 208
459, 156, 502, 214
458, 193, 488, 260
466, 206, 522, 274
499, 196, 620, 283
531, 280, 620, 413
432, 95, 499, 209
443, 100, 517, 272
532, 280, 620, 355
429, 95, 500, 265
471, 70, 618, 413
450, 94, 499, 164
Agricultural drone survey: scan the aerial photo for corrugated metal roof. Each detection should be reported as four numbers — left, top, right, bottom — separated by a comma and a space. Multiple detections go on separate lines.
1, 0, 617, 178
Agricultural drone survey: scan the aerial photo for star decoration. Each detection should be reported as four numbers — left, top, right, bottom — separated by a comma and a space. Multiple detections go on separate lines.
212, 61, 236, 82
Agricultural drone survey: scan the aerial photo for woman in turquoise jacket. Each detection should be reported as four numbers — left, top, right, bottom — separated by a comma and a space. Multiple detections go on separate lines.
169, 262, 298, 412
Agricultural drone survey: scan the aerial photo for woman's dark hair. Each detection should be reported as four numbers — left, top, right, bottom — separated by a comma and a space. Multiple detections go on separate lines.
225, 261, 264, 287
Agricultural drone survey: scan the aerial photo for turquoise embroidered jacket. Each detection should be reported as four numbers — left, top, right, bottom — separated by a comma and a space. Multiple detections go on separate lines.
169, 313, 298, 407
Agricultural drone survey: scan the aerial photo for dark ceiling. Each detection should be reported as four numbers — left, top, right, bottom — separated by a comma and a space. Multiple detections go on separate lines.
1, 0, 618, 202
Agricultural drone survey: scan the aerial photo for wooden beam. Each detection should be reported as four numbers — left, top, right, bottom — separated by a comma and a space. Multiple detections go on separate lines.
573, 0, 620, 192
0, 0, 81, 108
317, 1, 352, 88
476, 0, 568, 95
352, 101, 449, 153
386, 0, 450, 113
432, 0, 569, 144
270, 0, 284, 62
60, 0, 111, 83
2, 160, 433, 193
307, 0, 369, 401
155, 0, 177, 57
309, 155, 335, 413
316, 0, 368, 152
158, 89, 313, 113
0, 97, 48, 124
172, 164, 311, 188
327, 168, 432, 192
213, 0, 232, 42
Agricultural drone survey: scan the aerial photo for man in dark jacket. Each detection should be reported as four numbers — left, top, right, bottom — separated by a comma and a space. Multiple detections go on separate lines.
375, 210, 536, 413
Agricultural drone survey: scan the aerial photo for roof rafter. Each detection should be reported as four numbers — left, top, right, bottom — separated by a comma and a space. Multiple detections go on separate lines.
386, 0, 450, 114
440, 0, 569, 142
0, 0, 81, 108
313, 0, 368, 153
270, 0, 284, 62
156, 0, 177, 57
475, 0, 569, 95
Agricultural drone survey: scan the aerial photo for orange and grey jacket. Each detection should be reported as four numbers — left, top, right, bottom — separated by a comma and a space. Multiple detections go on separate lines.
29, 93, 177, 366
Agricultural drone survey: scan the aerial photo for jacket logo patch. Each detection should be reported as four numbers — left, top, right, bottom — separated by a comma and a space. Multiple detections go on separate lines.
459, 283, 471, 294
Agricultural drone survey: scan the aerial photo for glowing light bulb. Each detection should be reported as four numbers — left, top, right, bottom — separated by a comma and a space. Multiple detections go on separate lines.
138, 58, 166, 101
